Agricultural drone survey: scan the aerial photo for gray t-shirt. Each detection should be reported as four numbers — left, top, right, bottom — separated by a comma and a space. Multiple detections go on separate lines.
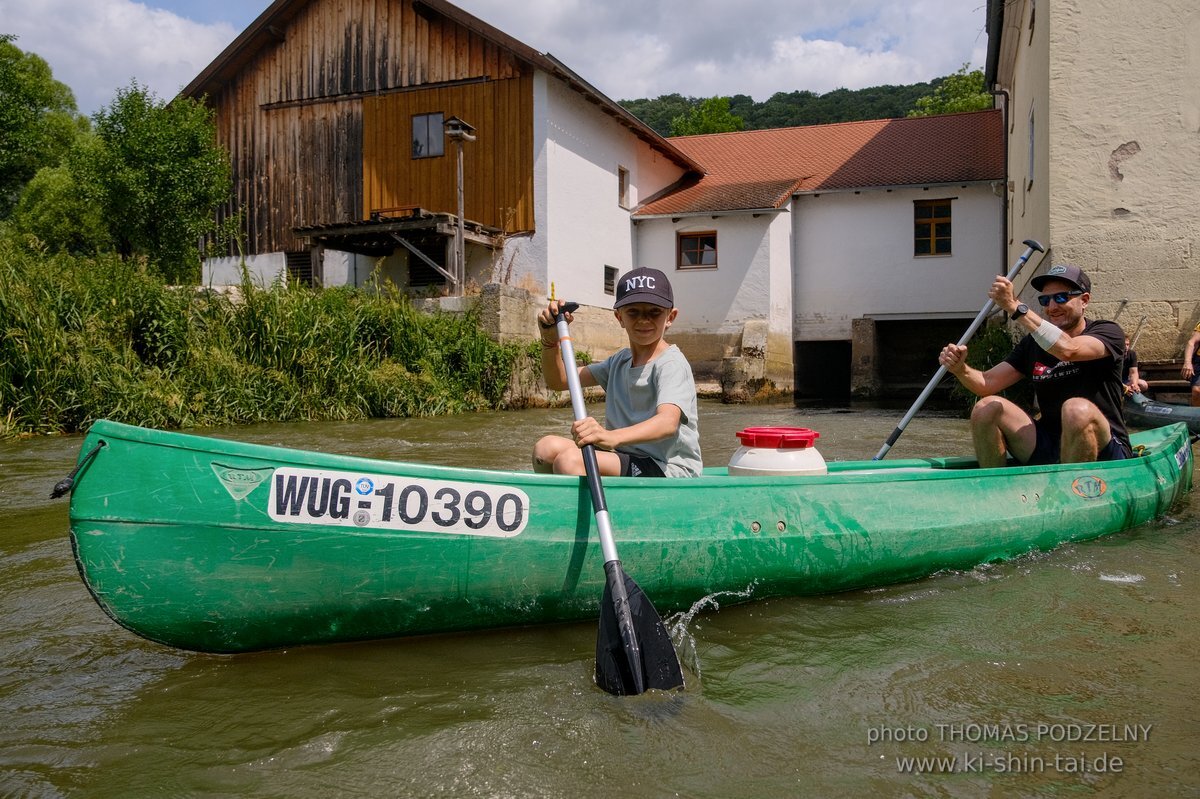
586, 344, 702, 477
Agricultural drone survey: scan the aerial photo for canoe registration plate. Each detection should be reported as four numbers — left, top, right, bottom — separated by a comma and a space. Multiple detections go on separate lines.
267, 467, 529, 537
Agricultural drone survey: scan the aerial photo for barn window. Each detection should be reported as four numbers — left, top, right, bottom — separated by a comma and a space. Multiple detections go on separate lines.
677, 231, 717, 269
914, 199, 952, 256
412, 112, 445, 159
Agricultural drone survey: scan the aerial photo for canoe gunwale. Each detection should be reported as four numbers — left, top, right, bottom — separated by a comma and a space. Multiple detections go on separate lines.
71, 418, 1187, 492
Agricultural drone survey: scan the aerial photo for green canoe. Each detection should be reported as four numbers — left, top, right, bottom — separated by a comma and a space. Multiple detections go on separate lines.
65, 419, 1194, 654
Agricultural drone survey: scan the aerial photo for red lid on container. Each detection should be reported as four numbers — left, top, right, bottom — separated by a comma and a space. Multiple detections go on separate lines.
735, 426, 820, 448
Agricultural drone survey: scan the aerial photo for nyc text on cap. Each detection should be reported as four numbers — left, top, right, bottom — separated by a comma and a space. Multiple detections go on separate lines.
614, 267, 674, 309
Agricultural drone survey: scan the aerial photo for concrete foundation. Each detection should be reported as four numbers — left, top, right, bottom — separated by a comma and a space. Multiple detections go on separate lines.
850, 317, 882, 398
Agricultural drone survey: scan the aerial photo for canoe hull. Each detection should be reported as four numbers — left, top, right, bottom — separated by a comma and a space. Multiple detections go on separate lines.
1125, 392, 1200, 434
67, 420, 1194, 653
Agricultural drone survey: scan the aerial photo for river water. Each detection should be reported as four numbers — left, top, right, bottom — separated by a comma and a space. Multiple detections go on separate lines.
2, 402, 1199, 798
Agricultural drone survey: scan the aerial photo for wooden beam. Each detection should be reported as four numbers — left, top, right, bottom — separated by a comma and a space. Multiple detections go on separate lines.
390, 233, 457, 285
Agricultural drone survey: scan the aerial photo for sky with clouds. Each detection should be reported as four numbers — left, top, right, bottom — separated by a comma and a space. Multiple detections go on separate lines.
2, 0, 988, 117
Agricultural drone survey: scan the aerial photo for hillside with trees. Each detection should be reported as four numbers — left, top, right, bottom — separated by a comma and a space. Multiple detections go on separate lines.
620, 67, 988, 137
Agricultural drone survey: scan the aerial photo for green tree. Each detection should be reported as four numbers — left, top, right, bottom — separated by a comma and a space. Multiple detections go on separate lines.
620, 81, 939, 135
621, 93, 694, 137
78, 82, 233, 283
670, 96, 745, 136
908, 64, 992, 117
0, 34, 88, 216
10, 163, 112, 253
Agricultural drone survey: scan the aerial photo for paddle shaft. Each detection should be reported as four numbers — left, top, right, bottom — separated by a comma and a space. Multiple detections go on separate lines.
555, 310, 620, 563
1129, 314, 1148, 351
873, 239, 1045, 460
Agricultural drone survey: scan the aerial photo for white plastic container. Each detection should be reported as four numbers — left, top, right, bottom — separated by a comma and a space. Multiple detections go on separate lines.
728, 426, 827, 476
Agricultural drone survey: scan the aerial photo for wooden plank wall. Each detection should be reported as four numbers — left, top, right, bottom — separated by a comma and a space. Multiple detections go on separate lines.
362, 76, 533, 232
206, 0, 532, 255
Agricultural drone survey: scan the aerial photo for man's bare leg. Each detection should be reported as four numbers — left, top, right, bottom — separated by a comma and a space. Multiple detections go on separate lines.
969, 396, 1037, 468
1058, 397, 1111, 463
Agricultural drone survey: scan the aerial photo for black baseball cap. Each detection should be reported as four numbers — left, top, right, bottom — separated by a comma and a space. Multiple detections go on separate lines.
614, 267, 674, 309
1031, 263, 1091, 293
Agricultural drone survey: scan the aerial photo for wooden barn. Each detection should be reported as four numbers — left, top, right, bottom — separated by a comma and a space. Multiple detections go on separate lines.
184, 0, 701, 299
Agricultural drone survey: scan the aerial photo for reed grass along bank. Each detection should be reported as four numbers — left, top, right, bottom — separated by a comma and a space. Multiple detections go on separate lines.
0, 240, 525, 439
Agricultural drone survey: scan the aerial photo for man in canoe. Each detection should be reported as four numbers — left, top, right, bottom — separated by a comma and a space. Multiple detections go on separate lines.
939, 263, 1131, 466
533, 267, 703, 477
1122, 335, 1149, 396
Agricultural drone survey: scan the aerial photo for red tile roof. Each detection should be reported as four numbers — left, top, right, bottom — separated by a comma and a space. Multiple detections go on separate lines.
635, 110, 1004, 217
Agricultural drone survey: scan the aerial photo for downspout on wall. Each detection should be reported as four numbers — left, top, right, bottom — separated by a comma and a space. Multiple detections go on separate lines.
990, 87, 1010, 281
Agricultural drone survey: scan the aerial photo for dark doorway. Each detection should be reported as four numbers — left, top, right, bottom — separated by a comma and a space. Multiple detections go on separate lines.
875, 318, 973, 397
794, 340, 852, 402
408, 237, 450, 289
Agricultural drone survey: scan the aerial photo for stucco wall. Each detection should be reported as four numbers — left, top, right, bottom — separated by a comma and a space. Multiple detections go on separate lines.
1046, 0, 1200, 359
203, 253, 286, 287
998, 0, 1200, 360
793, 186, 1002, 341
497, 73, 690, 308
994, 0, 1051, 287
634, 212, 794, 383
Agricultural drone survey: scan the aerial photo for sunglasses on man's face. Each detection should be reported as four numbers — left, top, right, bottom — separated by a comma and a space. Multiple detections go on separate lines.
1037, 290, 1083, 307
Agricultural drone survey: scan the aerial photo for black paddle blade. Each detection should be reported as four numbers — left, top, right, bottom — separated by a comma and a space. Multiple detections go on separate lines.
595, 562, 685, 695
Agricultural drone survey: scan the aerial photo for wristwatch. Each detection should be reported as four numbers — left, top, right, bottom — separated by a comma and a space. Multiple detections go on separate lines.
1010, 303, 1029, 320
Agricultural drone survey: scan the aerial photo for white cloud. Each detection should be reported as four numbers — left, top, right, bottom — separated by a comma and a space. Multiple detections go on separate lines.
2, 0, 987, 116
2, 0, 236, 115
454, 0, 986, 101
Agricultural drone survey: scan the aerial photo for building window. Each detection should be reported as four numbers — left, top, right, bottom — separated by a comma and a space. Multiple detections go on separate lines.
617, 166, 630, 209
604, 265, 618, 295
412, 112, 445, 159
678, 231, 717, 269
914, 199, 952, 256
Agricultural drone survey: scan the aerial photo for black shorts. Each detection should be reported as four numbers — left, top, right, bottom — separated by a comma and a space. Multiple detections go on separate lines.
1024, 420, 1131, 466
615, 452, 666, 477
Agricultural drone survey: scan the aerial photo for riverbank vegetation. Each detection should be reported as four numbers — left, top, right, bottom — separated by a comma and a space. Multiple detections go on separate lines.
0, 240, 525, 439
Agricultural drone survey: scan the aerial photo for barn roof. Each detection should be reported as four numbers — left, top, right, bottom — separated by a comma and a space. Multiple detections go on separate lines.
180, 0, 705, 174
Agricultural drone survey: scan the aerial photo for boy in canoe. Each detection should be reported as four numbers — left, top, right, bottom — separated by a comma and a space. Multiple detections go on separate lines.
938, 263, 1131, 467
533, 267, 702, 477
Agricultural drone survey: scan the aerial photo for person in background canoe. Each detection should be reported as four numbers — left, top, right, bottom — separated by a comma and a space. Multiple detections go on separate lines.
938, 263, 1131, 467
1122, 335, 1149, 396
533, 267, 702, 478
1180, 323, 1200, 406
